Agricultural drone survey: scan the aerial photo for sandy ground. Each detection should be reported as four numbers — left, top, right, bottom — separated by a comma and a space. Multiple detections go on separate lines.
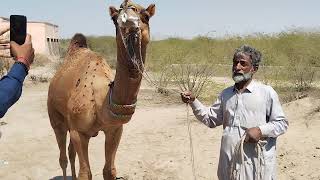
0, 77, 319, 180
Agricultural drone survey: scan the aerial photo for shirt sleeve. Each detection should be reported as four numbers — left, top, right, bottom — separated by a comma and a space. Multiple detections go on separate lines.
189, 95, 223, 128
259, 87, 289, 137
0, 62, 27, 118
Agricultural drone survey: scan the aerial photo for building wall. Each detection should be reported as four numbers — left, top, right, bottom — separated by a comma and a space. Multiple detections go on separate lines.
27, 23, 46, 55
44, 24, 60, 56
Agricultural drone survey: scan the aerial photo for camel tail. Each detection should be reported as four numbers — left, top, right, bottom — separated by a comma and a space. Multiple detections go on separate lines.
67, 33, 88, 53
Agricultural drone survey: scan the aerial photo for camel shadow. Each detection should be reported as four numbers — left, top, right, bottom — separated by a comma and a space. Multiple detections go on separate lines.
49, 176, 73, 180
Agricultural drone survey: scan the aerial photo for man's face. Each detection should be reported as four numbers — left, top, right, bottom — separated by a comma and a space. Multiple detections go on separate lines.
232, 53, 255, 83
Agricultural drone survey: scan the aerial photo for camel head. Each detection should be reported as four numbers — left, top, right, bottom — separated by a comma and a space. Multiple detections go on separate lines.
109, 0, 155, 74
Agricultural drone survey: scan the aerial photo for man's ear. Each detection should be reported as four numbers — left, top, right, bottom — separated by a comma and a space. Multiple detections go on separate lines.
146, 4, 155, 17
252, 66, 258, 73
109, 6, 118, 18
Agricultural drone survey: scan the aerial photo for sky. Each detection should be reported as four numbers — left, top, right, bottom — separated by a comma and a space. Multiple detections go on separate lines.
1, 0, 320, 39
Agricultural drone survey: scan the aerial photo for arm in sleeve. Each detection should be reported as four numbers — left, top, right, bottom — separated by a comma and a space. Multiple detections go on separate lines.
259, 87, 289, 137
0, 63, 27, 118
189, 95, 223, 128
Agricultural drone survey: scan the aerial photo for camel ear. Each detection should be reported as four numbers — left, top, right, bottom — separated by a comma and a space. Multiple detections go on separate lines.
109, 6, 118, 18
146, 4, 155, 17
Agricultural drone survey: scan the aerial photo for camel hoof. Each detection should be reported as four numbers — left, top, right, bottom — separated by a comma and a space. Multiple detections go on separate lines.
78, 172, 92, 180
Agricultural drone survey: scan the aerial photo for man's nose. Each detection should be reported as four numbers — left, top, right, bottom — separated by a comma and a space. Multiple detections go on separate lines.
234, 62, 242, 71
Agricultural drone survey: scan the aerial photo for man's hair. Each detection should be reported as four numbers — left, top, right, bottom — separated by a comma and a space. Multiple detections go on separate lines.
233, 45, 262, 69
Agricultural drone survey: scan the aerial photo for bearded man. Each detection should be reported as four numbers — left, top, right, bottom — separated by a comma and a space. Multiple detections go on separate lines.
181, 45, 288, 180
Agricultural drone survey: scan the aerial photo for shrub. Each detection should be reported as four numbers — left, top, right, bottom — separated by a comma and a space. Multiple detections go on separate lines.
33, 54, 51, 67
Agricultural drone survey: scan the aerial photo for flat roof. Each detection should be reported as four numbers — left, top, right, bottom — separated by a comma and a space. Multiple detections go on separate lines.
29, 21, 58, 28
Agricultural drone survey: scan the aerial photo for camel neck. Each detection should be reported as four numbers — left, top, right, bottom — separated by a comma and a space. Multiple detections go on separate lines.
111, 40, 146, 105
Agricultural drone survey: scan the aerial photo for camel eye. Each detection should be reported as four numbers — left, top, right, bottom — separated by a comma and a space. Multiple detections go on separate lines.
128, 6, 137, 12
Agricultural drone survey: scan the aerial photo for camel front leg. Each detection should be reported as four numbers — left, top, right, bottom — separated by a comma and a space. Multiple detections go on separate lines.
69, 130, 92, 180
103, 125, 123, 180
68, 139, 77, 179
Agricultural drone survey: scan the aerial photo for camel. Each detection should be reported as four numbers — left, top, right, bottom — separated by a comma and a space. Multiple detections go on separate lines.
47, 1, 155, 179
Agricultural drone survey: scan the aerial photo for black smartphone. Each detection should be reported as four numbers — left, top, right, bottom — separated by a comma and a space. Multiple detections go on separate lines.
10, 15, 27, 45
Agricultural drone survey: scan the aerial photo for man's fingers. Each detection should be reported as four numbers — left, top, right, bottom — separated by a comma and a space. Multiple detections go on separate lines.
0, 49, 11, 58
10, 40, 18, 48
30, 48, 35, 61
0, 25, 10, 43
24, 34, 32, 44
0, 39, 10, 44
0, 44, 10, 50
244, 134, 250, 142
0, 25, 10, 36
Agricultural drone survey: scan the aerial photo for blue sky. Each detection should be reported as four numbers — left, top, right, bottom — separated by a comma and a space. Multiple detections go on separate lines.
1, 0, 320, 39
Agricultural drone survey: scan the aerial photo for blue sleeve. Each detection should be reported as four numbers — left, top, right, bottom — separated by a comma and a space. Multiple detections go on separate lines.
0, 63, 27, 118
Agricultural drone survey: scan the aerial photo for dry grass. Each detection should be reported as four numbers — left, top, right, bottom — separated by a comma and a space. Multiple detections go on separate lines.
58, 31, 320, 103
33, 54, 51, 67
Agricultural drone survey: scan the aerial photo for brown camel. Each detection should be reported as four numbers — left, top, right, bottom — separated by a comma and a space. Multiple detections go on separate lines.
47, 1, 155, 179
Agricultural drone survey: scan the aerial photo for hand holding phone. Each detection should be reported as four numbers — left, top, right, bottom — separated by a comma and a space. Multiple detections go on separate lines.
10, 34, 34, 70
0, 15, 34, 70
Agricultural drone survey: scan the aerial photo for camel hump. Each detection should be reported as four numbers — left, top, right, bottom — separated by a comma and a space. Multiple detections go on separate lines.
67, 33, 88, 52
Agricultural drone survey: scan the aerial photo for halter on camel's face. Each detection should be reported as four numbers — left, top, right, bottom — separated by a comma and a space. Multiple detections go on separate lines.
109, 0, 155, 72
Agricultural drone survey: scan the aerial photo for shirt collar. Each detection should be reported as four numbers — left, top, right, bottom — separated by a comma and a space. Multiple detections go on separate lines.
246, 80, 256, 93
233, 80, 256, 93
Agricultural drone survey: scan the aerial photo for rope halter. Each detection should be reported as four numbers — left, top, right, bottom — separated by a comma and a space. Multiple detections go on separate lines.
107, 82, 137, 120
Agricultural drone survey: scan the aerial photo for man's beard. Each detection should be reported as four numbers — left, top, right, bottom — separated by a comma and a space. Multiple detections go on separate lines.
232, 72, 253, 83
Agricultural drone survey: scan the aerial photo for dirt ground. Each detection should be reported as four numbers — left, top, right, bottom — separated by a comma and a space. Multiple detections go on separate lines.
0, 76, 319, 180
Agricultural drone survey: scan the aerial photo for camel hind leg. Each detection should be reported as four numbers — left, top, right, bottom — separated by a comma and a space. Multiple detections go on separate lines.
103, 125, 123, 180
48, 109, 68, 180
54, 125, 68, 180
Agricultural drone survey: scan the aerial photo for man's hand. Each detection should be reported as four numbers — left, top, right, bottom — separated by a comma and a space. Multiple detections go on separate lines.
10, 34, 35, 69
0, 25, 10, 57
0, 25, 9, 37
180, 91, 195, 104
245, 127, 262, 143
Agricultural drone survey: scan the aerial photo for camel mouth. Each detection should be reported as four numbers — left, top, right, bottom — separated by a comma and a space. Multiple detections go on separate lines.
120, 28, 143, 72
